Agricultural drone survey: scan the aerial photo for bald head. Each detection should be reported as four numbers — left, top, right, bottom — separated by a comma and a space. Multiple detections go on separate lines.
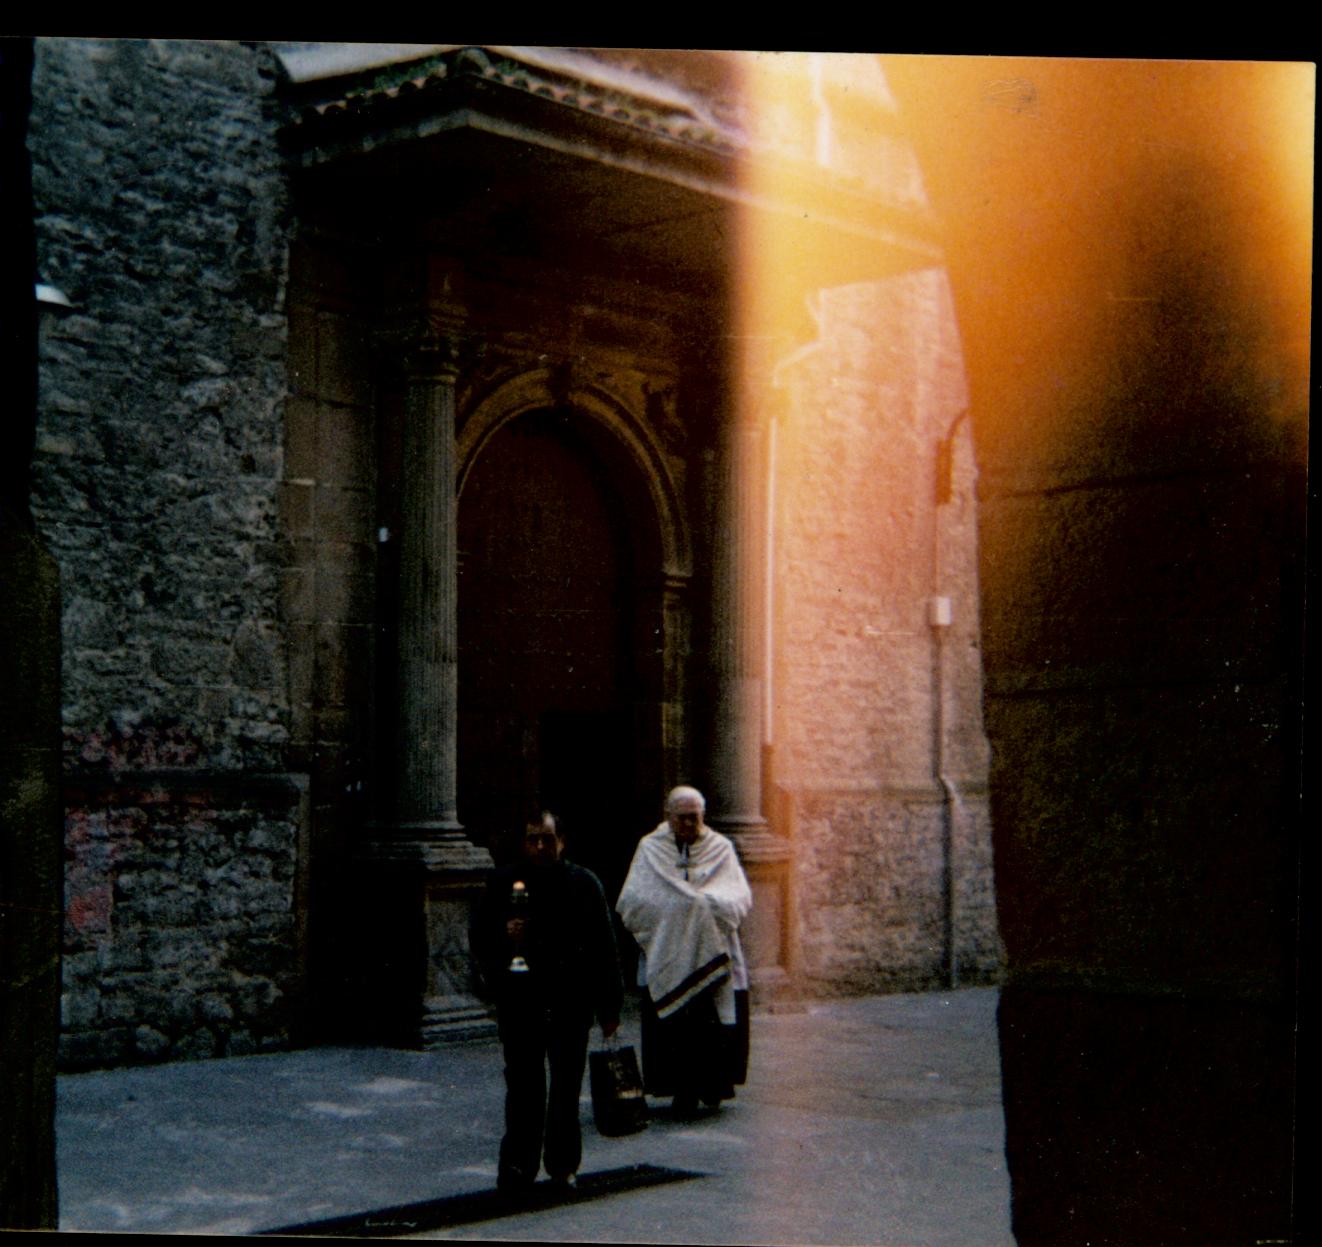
665, 786, 706, 845
665, 786, 706, 815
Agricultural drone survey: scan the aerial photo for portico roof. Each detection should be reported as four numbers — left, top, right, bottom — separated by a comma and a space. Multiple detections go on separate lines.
274, 45, 943, 301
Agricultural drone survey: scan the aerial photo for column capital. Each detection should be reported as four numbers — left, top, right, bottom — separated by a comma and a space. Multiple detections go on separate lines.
378, 312, 481, 380
402, 334, 463, 382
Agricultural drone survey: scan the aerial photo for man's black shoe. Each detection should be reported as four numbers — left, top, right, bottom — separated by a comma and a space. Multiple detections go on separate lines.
497, 1167, 535, 1195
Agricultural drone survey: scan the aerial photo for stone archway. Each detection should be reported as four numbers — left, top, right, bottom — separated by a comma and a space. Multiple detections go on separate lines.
457, 368, 689, 580
456, 397, 681, 902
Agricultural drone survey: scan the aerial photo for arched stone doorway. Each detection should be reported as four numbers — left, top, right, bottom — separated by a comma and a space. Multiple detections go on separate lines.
457, 405, 665, 901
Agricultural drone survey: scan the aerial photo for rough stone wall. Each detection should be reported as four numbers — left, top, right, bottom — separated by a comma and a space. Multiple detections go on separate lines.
59, 771, 303, 1069
774, 272, 1000, 992
27, 38, 301, 1067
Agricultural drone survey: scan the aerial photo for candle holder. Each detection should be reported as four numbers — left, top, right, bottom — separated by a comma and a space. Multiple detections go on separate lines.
508, 880, 530, 973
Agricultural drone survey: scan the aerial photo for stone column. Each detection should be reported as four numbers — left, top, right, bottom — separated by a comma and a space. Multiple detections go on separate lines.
660, 572, 690, 793
706, 381, 792, 998
708, 406, 769, 835
396, 334, 462, 836
361, 322, 493, 1045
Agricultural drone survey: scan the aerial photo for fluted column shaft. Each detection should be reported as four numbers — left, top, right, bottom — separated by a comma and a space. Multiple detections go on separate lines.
396, 336, 461, 833
709, 408, 768, 832
661, 572, 690, 792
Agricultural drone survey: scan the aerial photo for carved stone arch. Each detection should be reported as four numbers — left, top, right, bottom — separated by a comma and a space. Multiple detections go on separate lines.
456, 366, 691, 580
455, 363, 695, 877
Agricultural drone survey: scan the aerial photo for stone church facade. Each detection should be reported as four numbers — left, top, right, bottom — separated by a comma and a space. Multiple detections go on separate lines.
29, 40, 999, 1069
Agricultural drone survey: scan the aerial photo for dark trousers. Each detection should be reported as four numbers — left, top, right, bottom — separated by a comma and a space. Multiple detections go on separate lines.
497, 1002, 591, 1184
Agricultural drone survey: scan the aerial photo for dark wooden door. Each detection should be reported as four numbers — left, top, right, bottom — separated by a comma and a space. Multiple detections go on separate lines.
458, 408, 649, 898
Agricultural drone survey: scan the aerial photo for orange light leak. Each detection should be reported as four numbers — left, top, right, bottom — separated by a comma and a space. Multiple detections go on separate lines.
729, 52, 936, 736
731, 52, 878, 397
877, 55, 1314, 460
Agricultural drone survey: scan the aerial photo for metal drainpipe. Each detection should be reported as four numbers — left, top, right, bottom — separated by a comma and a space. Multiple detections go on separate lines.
933, 624, 958, 990
932, 408, 969, 990
768, 303, 824, 990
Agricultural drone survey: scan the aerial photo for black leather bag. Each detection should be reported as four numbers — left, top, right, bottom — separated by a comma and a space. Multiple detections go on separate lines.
589, 1040, 649, 1136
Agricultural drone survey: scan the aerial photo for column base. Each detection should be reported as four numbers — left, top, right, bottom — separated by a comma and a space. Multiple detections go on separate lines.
420, 994, 498, 1046
360, 821, 493, 874
721, 823, 791, 866
719, 824, 796, 998
350, 826, 495, 1048
748, 965, 804, 1012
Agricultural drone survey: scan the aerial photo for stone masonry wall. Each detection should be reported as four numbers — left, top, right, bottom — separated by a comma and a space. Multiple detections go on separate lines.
60, 770, 304, 1069
279, 234, 378, 1032
282, 236, 376, 848
774, 271, 1001, 992
28, 38, 302, 1066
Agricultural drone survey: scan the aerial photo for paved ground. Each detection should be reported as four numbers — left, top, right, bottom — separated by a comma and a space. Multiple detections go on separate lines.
56, 987, 1013, 1246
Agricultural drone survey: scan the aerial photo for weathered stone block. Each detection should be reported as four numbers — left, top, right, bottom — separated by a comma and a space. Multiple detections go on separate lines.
60, 988, 99, 1030
317, 405, 373, 488
316, 311, 371, 407
198, 992, 234, 1023
58, 1028, 128, 1070
132, 1025, 169, 1059
174, 1027, 219, 1061
229, 620, 279, 688
280, 568, 314, 624
313, 486, 372, 545
99, 992, 142, 1025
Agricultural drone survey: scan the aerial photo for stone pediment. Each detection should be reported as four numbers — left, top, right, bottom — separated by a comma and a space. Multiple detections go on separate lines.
279, 44, 739, 160
276, 44, 941, 299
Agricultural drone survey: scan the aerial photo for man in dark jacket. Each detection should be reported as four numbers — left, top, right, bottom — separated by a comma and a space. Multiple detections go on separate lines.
470, 811, 623, 1193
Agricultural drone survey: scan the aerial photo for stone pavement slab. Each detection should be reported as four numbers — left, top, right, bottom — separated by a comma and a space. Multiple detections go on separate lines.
55, 987, 1012, 1246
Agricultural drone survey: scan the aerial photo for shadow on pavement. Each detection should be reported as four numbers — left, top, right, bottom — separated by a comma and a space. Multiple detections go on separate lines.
257, 1163, 705, 1238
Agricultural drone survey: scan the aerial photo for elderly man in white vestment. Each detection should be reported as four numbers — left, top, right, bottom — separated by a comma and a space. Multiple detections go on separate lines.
616, 786, 753, 1115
